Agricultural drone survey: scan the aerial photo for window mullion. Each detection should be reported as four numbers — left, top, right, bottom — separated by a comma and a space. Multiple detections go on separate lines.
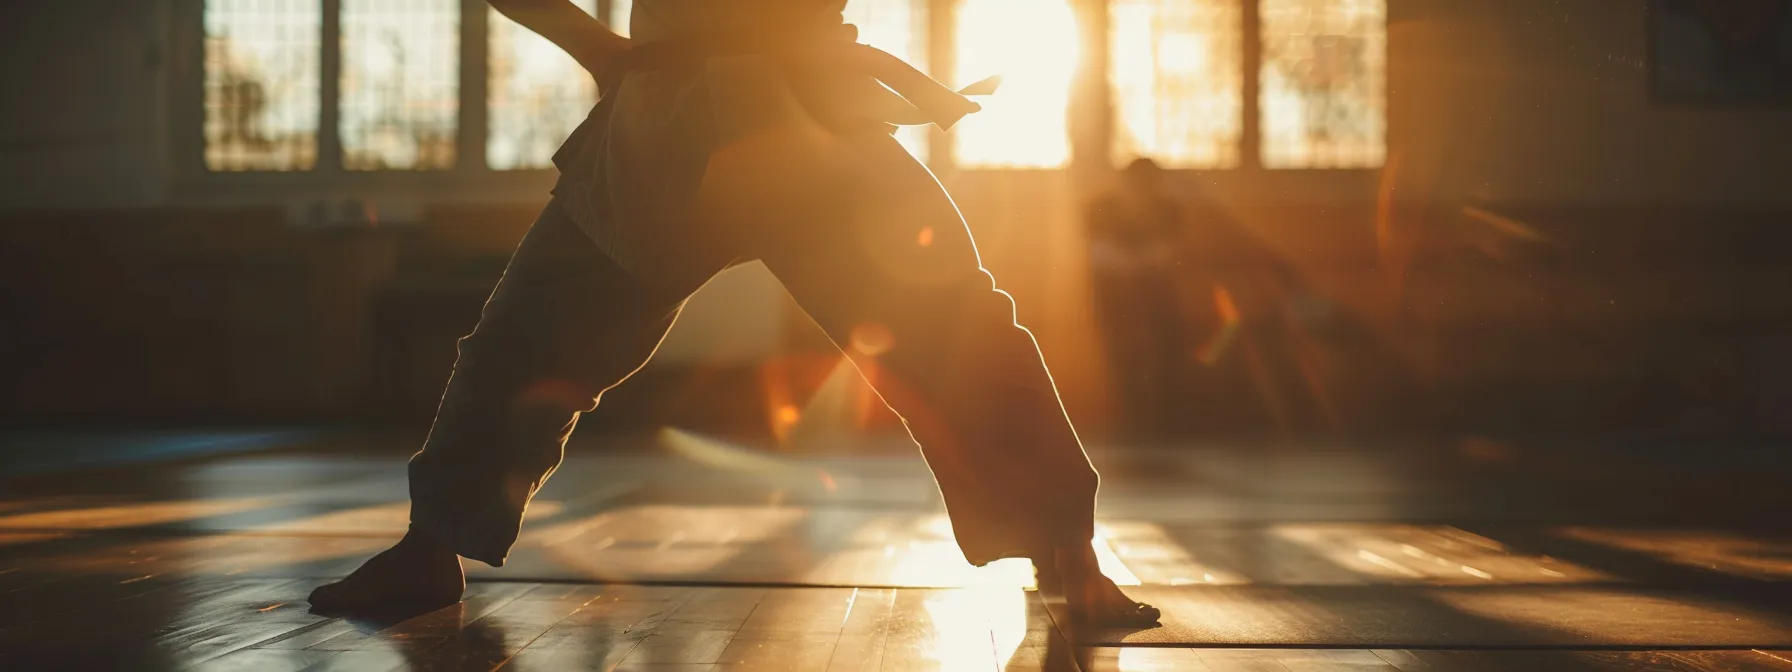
318, 0, 343, 176
459, 0, 489, 173
926, 0, 955, 177
1071, 0, 1111, 180
175, 0, 206, 179
1240, 0, 1261, 170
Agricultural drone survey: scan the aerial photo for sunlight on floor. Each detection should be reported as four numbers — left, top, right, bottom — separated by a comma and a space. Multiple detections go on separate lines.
1559, 527, 1792, 580
0, 498, 277, 531
527, 504, 808, 578
923, 587, 1029, 670
1274, 523, 1606, 584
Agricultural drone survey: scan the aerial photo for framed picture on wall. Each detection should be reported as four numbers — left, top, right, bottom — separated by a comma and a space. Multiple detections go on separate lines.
1648, 0, 1792, 103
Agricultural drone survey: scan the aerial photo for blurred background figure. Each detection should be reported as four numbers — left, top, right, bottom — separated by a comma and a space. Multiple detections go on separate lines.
1085, 158, 1192, 440
1086, 158, 1339, 440
1170, 175, 1310, 438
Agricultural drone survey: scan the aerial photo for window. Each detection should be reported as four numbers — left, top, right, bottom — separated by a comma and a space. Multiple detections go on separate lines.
192, 0, 1384, 183
195, 0, 927, 176
952, 0, 1081, 169
1109, 0, 1244, 169
1259, 0, 1386, 168
489, 1, 599, 170
338, 0, 461, 171
202, 0, 321, 172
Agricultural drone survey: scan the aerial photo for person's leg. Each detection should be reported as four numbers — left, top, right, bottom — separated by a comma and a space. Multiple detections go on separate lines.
309, 202, 718, 615
702, 128, 1156, 624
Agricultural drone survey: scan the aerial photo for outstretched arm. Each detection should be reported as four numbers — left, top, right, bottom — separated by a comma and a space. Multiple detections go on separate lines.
487, 0, 629, 76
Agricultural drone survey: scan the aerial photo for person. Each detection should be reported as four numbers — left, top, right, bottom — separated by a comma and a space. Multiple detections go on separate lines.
307, 0, 1158, 626
1085, 158, 1193, 438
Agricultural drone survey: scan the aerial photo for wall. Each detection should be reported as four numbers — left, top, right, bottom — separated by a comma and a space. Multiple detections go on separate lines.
1362, 0, 1792, 437
1389, 0, 1792, 211
0, 1, 168, 210
0, 1, 796, 428
2, 0, 1787, 439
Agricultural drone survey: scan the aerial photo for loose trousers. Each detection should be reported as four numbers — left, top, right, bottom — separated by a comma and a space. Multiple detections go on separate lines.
409, 130, 1100, 568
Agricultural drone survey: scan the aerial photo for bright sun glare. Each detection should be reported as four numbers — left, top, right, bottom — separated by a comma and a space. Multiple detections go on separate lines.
953, 0, 1082, 169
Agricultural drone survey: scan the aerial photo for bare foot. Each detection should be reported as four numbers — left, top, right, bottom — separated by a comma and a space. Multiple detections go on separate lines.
308, 530, 465, 618
1037, 544, 1160, 627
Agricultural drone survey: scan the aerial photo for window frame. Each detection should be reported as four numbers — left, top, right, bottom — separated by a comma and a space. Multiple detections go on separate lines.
169, 0, 584, 206
167, 0, 1380, 207
1090, 0, 1384, 176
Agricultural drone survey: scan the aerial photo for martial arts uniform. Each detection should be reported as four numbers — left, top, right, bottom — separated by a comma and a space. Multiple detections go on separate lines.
407, 0, 1103, 570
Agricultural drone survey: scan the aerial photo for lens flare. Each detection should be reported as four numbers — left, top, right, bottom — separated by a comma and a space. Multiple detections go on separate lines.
851, 322, 896, 357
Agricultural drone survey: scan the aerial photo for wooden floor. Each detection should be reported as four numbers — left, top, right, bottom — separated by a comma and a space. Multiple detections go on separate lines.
1, 429, 1789, 671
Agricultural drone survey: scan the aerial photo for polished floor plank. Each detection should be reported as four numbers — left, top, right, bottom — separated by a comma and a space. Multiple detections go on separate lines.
1059, 584, 1792, 647
1003, 614, 1087, 672
822, 588, 897, 672
503, 643, 642, 672
1250, 649, 1401, 672
1078, 649, 1792, 672
4, 433, 1792, 670
4, 447, 1783, 589
3, 579, 1790, 671
620, 628, 738, 665
1078, 647, 1210, 671
400, 592, 612, 670
154, 594, 327, 665
304, 649, 414, 672
2, 577, 303, 665
184, 648, 339, 672
736, 588, 857, 635
715, 633, 839, 668
498, 589, 675, 672
302, 583, 539, 652
1371, 649, 1792, 672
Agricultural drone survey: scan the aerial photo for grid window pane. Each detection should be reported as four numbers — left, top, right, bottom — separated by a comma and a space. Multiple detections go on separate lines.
340, 0, 460, 171
488, 1, 598, 170
1110, 0, 1242, 169
203, 0, 320, 172
953, 0, 1080, 169
844, 0, 929, 162
1259, 0, 1386, 168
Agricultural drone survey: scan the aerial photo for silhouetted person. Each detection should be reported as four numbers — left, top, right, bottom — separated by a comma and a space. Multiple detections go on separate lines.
1086, 158, 1192, 437
308, 0, 1158, 626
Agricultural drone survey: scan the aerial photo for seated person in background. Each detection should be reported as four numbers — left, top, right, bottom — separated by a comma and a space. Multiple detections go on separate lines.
1086, 158, 1191, 438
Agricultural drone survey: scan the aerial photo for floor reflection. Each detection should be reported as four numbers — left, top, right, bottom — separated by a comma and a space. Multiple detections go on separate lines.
1559, 527, 1792, 580
923, 587, 1029, 669
1273, 523, 1606, 584
0, 498, 276, 531
2, 438, 1789, 670
528, 504, 808, 580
